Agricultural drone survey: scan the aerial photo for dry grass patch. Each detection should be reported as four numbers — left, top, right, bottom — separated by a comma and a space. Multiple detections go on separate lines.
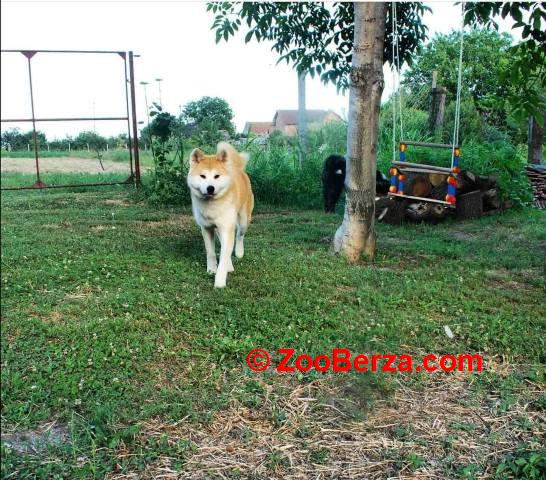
108, 366, 544, 479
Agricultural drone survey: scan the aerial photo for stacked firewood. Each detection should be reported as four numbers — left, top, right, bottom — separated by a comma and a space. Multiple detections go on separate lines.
526, 165, 546, 209
379, 170, 502, 223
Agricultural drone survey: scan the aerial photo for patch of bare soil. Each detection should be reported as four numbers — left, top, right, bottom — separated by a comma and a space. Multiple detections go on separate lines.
103, 199, 132, 207
1, 422, 69, 455
1, 157, 130, 174
108, 366, 544, 479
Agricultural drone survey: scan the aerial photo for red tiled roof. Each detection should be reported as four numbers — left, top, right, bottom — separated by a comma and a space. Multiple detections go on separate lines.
273, 110, 341, 125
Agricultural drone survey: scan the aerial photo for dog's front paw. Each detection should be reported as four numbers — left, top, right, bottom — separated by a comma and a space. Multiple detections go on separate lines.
214, 271, 227, 288
207, 264, 217, 274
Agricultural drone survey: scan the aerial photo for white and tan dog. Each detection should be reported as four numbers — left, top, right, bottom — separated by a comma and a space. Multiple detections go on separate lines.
187, 142, 254, 288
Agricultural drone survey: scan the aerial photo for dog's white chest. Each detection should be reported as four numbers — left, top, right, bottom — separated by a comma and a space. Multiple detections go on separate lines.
192, 197, 234, 229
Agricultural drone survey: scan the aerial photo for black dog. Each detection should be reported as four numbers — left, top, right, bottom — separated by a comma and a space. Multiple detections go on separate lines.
322, 155, 390, 213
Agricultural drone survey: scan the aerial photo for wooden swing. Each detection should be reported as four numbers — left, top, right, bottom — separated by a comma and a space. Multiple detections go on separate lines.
387, 2, 465, 208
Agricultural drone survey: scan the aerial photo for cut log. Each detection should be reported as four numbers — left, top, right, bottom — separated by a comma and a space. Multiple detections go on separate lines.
382, 198, 407, 225
430, 204, 447, 219
456, 190, 483, 220
429, 173, 447, 187
375, 196, 391, 221
526, 165, 546, 209
406, 201, 432, 221
408, 174, 432, 197
482, 188, 501, 211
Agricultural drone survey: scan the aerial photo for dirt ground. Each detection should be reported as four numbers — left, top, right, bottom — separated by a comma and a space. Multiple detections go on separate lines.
1, 157, 131, 174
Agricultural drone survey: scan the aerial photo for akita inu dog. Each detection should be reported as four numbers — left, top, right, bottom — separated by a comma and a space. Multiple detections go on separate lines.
187, 142, 254, 288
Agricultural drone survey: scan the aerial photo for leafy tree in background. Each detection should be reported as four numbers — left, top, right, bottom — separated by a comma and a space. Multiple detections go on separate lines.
73, 131, 106, 151
464, 2, 545, 124
404, 29, 513, 127
180, 96, 235, 141
1, 128, 47, 150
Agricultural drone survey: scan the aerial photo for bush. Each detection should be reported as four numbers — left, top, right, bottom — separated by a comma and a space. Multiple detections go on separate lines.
142, 115, 532, 209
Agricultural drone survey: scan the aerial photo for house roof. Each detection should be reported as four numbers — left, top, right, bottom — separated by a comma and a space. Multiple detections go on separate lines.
273, 109, 341, 125
243, 122, 274, 135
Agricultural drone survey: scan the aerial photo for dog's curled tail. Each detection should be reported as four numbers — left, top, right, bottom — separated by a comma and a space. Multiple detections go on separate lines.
217, 142, 249, 171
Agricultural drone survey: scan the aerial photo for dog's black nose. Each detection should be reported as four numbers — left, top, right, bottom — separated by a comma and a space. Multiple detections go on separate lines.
207, 185, 215, 195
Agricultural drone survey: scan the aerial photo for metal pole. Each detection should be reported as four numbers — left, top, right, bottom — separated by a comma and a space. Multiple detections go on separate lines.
122, 53, 134, 177
23, 51, 45, 188
155, 78, 163, 107
128, 51, 141, 184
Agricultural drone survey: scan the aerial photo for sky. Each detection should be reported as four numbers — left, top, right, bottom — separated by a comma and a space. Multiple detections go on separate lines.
1, 1, 519, 141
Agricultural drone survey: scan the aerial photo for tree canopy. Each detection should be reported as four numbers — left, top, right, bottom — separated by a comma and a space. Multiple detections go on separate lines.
209, 2, 545, 120
208, 2, 430, 90
181, 96, 235, 135
1, 128, 46, 150
463, 2, 545, 123
403, 29, 513, 126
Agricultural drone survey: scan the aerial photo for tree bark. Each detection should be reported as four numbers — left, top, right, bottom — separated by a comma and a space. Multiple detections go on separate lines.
528, 112, 544, 165
298, 72, 307, 165
429, 86, 447, 140
333, 2, 386, 263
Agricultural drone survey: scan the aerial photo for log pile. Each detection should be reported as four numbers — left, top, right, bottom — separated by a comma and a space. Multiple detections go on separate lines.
526, 165, 546, 209
379, 169, 503, 224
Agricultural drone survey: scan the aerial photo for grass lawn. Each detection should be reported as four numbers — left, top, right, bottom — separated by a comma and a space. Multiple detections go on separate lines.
1, 187, 545, 478
0, 149, 155, 166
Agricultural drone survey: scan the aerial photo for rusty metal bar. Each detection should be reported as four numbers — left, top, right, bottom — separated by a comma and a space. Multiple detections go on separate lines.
22, 51, 46, 188
1, 117, 128, 123
1, 179, 135, 191
128, 51, 141, 184
123, 55, 134, 177
0, 49, 140, 190
1, 49, 126, 55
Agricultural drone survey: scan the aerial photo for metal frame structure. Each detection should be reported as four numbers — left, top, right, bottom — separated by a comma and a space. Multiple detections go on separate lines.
0, 49, 140, 190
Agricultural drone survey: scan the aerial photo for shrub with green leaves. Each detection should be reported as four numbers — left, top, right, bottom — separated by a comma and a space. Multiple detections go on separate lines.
142, 110, 533, 208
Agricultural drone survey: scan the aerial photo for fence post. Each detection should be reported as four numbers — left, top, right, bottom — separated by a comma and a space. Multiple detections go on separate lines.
128, 51, 141, 185
87, 143, 90, 152
68, 142, 71, 152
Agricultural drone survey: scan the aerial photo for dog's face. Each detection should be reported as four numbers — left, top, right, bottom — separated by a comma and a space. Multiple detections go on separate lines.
187, 148, 232, 200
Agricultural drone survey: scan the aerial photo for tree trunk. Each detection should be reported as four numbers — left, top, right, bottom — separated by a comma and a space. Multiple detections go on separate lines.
333, 2, 386, 263
429, 86, 447, 140
298, 72, 307, 165
528, 113, 544, 165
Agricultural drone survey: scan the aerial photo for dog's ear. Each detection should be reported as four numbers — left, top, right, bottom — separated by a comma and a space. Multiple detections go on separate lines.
217, 146, 228, 163
190, 148, 204, 164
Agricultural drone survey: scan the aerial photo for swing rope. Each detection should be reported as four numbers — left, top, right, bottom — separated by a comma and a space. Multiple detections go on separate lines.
393, 3, 404, 142
391, 0, 465, 161
451, 3, 465, 168
391, 2, 397, 162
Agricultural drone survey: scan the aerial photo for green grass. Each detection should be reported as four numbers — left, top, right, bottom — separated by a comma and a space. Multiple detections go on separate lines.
1, 149, 155, 167
1, 188, 545, 477
1, 172, 138, 191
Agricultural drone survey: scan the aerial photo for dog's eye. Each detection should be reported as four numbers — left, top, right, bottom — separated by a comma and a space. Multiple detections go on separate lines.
214, 174, 220, 179
200, 174, 206, 179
